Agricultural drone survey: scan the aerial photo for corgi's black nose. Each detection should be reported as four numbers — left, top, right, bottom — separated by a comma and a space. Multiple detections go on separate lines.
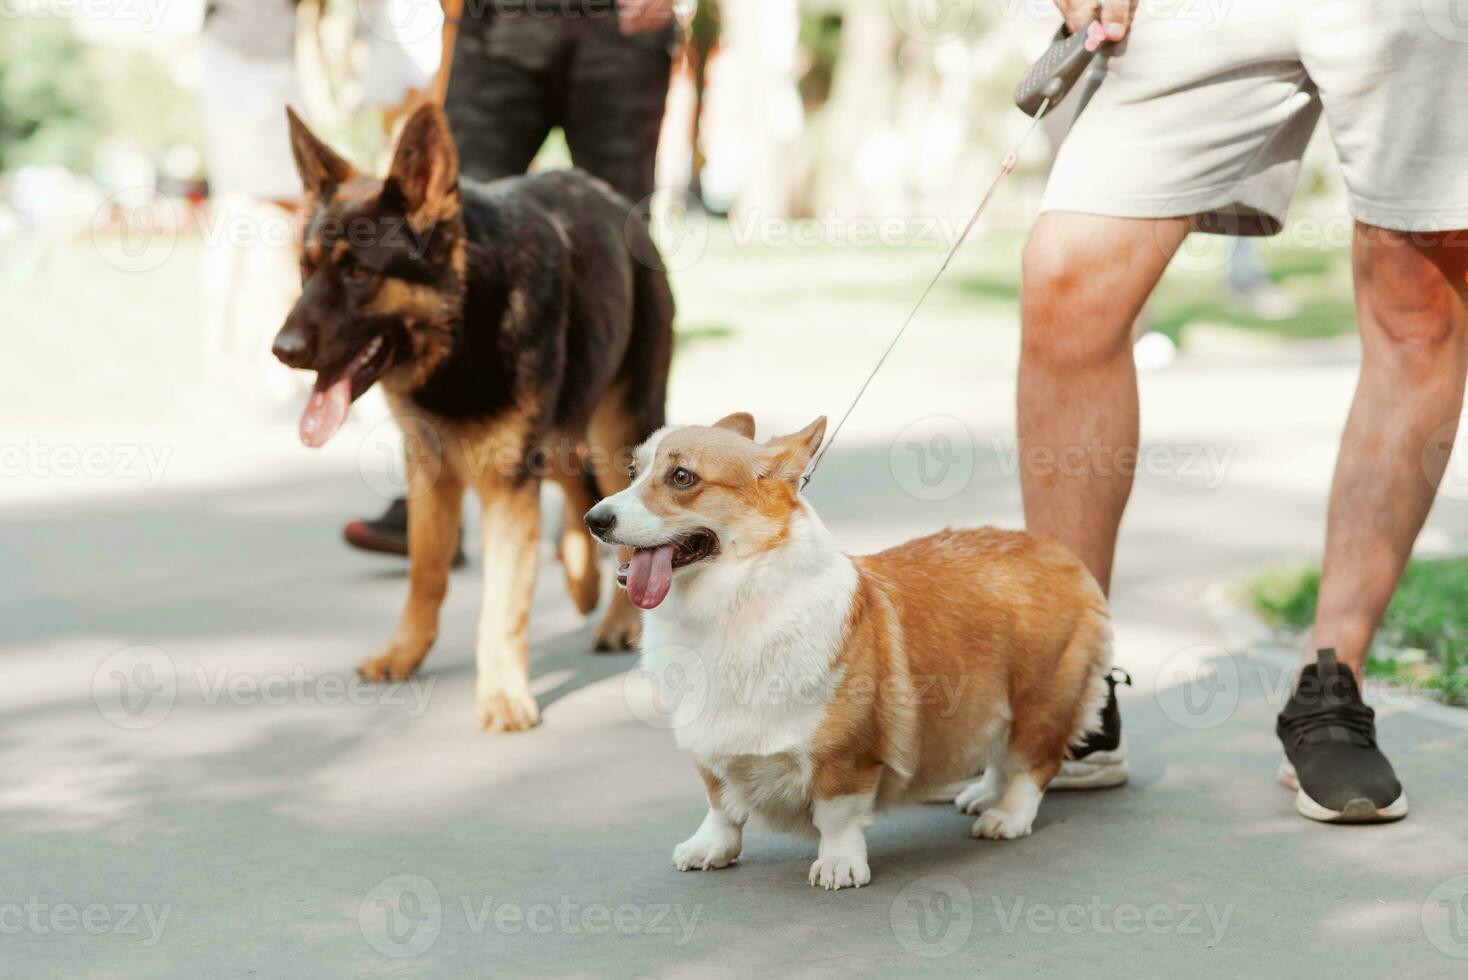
584, 506, 616, 538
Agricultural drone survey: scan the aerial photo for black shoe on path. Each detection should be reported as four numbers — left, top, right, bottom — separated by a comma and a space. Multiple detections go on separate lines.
344, 497, 466, 567
1276, 648, 1407, 823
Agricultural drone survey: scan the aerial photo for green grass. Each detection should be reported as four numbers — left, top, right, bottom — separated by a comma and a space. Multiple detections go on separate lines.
1246, 558, 1468, 705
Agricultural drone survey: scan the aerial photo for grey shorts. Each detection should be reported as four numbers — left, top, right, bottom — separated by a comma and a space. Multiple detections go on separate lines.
1041, 0, 1468, 235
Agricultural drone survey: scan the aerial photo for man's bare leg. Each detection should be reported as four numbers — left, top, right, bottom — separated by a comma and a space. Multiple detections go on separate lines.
1310, 225, 1468, 677
1018, 212, 1192, 593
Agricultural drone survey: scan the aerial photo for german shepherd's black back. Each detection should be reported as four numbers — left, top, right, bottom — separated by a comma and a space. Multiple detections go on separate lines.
273, 104, 674, 730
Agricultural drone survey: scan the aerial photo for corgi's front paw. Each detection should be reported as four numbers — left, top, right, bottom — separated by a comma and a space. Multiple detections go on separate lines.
972, 808, 1034, 840
808, 851, 871, 891
673, 828, 742, 871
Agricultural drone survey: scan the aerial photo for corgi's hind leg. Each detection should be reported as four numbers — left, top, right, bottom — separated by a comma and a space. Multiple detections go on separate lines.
968, 730, 1062, 839
971, 751, 1061, 841
954, 766, 1004, 816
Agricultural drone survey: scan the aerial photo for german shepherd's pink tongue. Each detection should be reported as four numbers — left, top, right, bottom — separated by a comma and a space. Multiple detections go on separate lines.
298, 374, 352, 448
626, 545, 676, 610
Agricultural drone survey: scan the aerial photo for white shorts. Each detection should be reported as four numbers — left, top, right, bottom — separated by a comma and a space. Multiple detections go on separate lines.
1041, 0, 1468, 235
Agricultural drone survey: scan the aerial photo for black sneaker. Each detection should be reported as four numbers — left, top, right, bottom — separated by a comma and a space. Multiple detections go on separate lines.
344, 497, 466, 567
1276, 649, 1407, 823
1051, 667, 1131, 790
926, 667, 1130, 803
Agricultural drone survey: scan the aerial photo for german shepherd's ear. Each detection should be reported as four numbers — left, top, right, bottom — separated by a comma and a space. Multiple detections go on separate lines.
764, 416, 827, 485
286, 106, 355, 199
387, 103, 460, 232
712, 412, 756, 439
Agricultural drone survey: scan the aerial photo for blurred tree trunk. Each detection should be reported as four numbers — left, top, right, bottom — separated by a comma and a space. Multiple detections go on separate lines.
713, 0, 802, 218
808, 5, 898, 216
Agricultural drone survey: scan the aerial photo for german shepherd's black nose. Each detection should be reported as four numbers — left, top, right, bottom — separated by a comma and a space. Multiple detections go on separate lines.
271, 322, 314, 368
584, 506, 616, 538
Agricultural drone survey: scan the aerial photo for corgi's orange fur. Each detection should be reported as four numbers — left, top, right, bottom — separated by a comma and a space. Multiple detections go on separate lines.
584, 414, 1112, 890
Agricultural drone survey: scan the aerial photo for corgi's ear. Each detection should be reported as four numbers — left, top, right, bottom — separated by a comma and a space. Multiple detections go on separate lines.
712, 412, 756, 439
286, 106, 355, 199
386, 102, 460, 232
764, 416, 827, 485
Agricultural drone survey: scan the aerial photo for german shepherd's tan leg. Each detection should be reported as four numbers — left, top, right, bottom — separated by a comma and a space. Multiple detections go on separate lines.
587, 389, 644, 651
546, 445, 601, 616
360, 464, 465, 681
473, 476, 543, 731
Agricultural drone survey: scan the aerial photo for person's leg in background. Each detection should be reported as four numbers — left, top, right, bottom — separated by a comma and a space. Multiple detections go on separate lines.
1311, 229, 1468, 669
561, 13, 674, 204
1018, 212, 1192, 594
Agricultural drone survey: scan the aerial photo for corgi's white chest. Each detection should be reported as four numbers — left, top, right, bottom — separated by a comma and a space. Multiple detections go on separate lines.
640, 615, 843, 761
639, 544, 859, 763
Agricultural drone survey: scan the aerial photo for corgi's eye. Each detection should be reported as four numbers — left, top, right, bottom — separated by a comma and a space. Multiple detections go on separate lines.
670, 467, 697, 489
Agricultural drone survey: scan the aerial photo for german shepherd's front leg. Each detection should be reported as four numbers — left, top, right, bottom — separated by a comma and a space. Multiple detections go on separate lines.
360, 464, 465, 681
473, 477, 542, 731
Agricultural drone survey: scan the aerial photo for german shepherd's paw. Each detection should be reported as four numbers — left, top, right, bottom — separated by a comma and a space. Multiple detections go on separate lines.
592, 601, 642, 652
358, 644, 427, 682
475, 687, 541, 732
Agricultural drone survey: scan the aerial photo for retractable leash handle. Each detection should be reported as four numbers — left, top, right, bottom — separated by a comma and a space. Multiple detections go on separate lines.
1014, 18, 1110, 117
800, 18, 1113, 490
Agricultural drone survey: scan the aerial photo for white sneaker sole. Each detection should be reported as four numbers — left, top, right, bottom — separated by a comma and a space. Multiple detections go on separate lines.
923, 739, 1129, 803
1277, 761, 1409, 823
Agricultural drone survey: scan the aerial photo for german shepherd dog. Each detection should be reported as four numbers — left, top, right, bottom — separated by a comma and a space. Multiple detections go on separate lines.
271, 104, 674, 731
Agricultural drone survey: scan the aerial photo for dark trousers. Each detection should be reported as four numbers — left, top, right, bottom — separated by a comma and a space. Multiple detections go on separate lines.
444, 10, 674, 203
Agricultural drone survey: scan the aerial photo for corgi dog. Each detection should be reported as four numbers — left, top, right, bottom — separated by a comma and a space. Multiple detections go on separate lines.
583, 413, 1113, 890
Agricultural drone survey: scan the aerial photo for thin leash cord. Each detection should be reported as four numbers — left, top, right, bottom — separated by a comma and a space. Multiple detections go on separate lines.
801, 96, 1053, 491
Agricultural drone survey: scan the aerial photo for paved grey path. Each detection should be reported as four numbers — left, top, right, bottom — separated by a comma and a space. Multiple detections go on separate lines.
4, 350, 1468, 978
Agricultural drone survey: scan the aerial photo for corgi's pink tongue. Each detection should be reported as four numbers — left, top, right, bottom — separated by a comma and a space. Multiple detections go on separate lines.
299, 374, 352, 448
626, 545, 675, 610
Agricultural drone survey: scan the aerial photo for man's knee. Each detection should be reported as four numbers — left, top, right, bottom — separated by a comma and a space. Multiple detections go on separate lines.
1020, 221, 1135, 369
1358, 238, 1466, 357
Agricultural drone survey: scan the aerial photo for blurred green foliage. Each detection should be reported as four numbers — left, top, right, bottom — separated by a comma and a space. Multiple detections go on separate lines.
1247, 557, 1468, 704
0, 16, 200, 176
